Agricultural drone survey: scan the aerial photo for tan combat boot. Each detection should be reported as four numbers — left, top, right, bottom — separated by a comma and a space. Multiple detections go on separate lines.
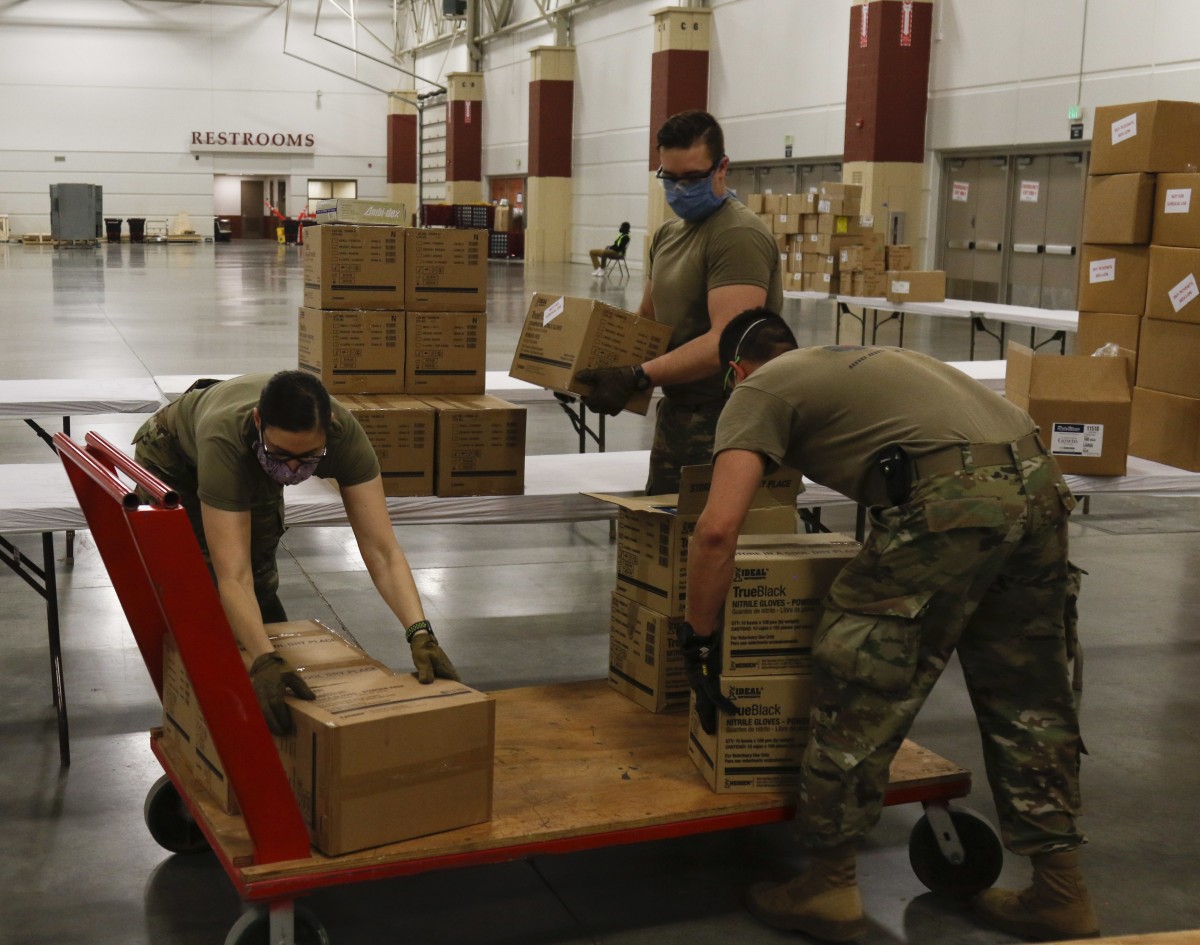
971, 849, 1100, 940
746, 844, 867, 941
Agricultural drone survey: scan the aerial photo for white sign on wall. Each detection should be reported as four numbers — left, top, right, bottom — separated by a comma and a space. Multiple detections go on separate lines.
1020, 181, 1040, 203
190, 131, 316, 154
951, 181, 970, 202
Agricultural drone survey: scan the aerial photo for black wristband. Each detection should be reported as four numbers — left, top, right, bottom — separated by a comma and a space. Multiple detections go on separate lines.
632, 364, 652, 391
405, 620, 434, 644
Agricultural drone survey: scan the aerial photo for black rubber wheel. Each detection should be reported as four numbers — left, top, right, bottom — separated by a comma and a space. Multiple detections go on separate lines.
143, 775, 209, 855
224, 906, 330, 945
908, 805, 1004, 897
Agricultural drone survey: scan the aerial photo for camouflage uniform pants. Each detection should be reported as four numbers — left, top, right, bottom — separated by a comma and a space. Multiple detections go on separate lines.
132, 415, 288, 623
646, 397, 725, 495
798, 447, 1085, 857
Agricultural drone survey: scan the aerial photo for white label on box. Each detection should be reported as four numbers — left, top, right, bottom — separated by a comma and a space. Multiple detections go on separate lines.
891, 279, 911, 295
542, 296, 565, 325
1089, 258, 1116, 284
1169, 273, 1200, 312
1164, 187, 1193, 214
1050, 422, 1104, 457
1020, 180, 1040, 203
840, 249, 850, 263
818, 199, 832, 213
951, 181, 970, 202
860, 215, 875, 227
1111, 112, 1138, 145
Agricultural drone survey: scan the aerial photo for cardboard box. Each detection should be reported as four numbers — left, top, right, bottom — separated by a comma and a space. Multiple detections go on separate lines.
762, 194, 786, 214
856, 270, 888, 298
337, 394, 435, 496
886, 270, 946, 303
819, 182, 863, 215
404, 311, 486, 394
1144, 245, 1200, 322
859, 232, 886, 270
687, 674, 814, 793
1130, 386, 1200, 470
422, 394, 526, 497
314, 198, 409, 227
1151, 173, 1200, 248
1077, 244, 1150, 315
806, 232, 834, 255
1135, 317, 1200, 399
885, 245, 914, 271
588, 465, 800, 617
493, 204, 511, 231
772, 213, 802, 235
608, 593, 688, 713
1089, 100, 1200, 176
722, 533, 859, 677
1005, 342, 1132, 475
747, 194, 765, 213
404, 228, 487, 312
839, 244, 863, 271
303, 225, 404, 311
1082, 173, 1155, 244
509, 294, 673, 415
1076, 311, 1141, 356
298, 307, 404, 394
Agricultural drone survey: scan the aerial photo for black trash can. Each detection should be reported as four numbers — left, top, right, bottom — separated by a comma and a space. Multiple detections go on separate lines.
282, 218, 300, 244
104, 218, 123, 243
128, 218, 146, 244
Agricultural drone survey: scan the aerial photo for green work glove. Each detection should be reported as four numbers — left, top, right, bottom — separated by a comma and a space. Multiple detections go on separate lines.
249, 652, 316, 736
677, 622, 737, 736
407, 622, 461, 684
575, 365, 641, 417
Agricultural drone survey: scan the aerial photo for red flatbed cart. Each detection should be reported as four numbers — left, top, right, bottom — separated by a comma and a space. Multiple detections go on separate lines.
57, 432, 1003, 945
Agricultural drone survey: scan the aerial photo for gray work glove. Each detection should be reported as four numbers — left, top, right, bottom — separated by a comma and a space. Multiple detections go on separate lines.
677, 622, 737, 736
408, 624, 461, 684
249, 652, 316, 736
575, 365, 640, 416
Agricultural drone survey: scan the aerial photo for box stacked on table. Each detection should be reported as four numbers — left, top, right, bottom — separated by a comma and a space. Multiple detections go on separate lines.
1080, 99, 1200, 470
161, 620, 496, 855
687, 533, 860, 794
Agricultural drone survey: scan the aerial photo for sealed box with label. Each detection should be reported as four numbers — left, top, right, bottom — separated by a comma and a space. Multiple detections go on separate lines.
885, 245, 913, 271
337, 394, 435, 496
588, 465, 800, 617
1130, 386, 1200, 471
1089, 101, 1200, 176
886, 270, 946, 303
1152, 173, 1200, 248
1005, 342, 1132, 475
404, 311, 486, 394
1077, 245, 1150, 315
1144, 245, 1200, 322
687, 674, 814, 793
314, 198, 409, 227
722, 533, 860, 677
404, 228, 487, 312
509, 293, 673, 415
1082, 173, 1155, 244
1135, 318, 1200, 399
1076, 311, 1141, 356
608, 592, 688, 713
298, 307, 404, 394
422, 393, 526, 497
303, 224, 405, 311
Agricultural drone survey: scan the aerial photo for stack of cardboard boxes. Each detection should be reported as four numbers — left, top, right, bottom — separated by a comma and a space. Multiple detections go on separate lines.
301, 199, 526, 496
749, 184, 945, 301
1078, 100, 1200, 471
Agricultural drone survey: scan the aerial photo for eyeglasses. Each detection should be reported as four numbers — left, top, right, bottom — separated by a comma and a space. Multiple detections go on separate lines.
260, 431, 327, 465
655, 155, 724, 188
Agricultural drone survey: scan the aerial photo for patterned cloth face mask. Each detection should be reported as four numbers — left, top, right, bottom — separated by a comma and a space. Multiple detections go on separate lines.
254, 423, 325, 486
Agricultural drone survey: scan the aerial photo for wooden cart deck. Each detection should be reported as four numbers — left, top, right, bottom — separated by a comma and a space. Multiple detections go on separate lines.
154, 679, 971, 903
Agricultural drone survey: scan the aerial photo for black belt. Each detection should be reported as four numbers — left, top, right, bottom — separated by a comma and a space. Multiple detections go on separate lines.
911, 432, 1044, 481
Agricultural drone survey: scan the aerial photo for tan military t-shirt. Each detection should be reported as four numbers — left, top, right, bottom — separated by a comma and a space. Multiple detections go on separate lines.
714, 346, 1036, 507
648, 198, 782, 406
160, 374, 380, 511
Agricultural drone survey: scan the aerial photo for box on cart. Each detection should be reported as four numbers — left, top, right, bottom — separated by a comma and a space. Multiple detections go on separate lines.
608, 592, 689, 713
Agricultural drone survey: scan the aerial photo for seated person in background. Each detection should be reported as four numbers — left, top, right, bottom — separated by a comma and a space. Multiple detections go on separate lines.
133, 371, 458, 735
590, 221, 631, 275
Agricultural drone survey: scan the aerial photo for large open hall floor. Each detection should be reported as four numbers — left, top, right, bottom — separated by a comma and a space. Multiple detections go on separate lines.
1, 240, 1198, 945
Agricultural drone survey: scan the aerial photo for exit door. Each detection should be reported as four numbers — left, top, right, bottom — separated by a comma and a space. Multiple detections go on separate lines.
941, 157, 1008, 303
1007, 154, 1084, 309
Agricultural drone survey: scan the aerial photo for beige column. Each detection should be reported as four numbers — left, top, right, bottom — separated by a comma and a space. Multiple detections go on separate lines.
842, 161, 929, 261
526, 46, 576, 264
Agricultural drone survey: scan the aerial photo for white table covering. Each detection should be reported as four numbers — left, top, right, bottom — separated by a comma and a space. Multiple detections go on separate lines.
0, 377, 165, 417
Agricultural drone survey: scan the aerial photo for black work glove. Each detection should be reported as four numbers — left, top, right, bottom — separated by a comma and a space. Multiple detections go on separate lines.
575, 365, 640, 417
407, 623, 461, 684
249, 652, 316, 736
677, 622, 737, 736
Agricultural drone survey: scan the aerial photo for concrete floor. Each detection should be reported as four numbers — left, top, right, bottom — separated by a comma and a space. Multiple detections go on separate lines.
1, 240, 1198, 945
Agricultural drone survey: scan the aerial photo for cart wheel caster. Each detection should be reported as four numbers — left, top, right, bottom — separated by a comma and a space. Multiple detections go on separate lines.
143, 775, 209, 855
908, 804, 1003, 897
224, 905, 330, 945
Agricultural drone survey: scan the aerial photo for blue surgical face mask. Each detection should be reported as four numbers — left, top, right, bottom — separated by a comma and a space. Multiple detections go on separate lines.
663, 173, 729, 222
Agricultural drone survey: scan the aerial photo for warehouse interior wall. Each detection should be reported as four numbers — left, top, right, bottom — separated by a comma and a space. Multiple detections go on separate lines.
4, 0, 1200, 260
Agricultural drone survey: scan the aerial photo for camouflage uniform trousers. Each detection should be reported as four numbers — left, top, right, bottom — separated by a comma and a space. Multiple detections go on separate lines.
132, 415, 288, 623
646, 397, 725, 495
797, 448, 1086, 857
